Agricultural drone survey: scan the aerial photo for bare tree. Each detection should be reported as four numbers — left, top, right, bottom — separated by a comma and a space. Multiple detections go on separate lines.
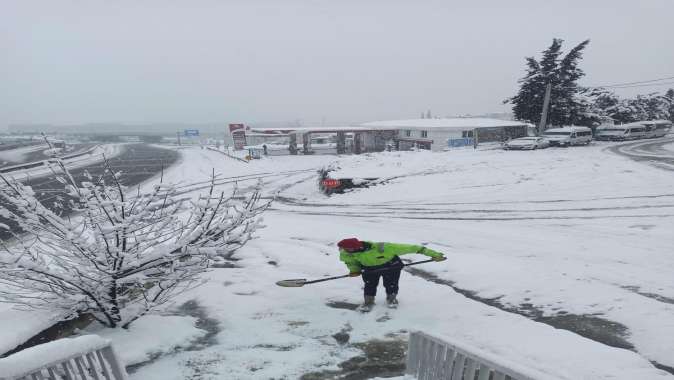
0, 160, 270, 328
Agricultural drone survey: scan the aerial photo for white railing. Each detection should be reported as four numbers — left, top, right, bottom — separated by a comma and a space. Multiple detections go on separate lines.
406, 331, 562, 380
0, 335, 128, 380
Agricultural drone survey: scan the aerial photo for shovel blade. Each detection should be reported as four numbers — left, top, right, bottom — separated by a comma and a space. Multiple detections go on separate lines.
276, 278, 307, 287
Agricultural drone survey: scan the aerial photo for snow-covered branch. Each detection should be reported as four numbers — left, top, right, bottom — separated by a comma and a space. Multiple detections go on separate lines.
0, 160, 270, 328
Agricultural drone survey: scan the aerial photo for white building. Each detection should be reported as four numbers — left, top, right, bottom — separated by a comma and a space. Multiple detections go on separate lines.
361, 118, 530, 151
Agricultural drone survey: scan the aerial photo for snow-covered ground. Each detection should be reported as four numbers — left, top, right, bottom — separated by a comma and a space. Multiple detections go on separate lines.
0, 144, 124, 180
0, 144, 48, 165
3, 143, 674, 379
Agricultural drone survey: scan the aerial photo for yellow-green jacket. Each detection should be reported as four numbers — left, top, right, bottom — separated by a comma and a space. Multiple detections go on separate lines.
339, 242, 443, 273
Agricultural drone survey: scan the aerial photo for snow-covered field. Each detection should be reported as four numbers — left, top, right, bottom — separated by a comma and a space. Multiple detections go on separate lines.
3, 143, 674, 379
0, 144, 48, 165
0, 144, 124, 180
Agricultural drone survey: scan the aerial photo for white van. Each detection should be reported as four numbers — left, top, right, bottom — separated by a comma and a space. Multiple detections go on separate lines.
594, 123, 647, 141
641, 122, 657, 139
541, 126, 593, 146
641, 120, 672, 138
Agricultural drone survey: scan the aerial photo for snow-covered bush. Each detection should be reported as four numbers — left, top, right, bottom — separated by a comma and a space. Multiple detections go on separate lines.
0, 160, 270, 328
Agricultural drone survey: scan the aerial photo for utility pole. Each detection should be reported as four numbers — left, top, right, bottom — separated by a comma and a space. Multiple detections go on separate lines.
176, 131, 182, 146
538, 82, 552, 136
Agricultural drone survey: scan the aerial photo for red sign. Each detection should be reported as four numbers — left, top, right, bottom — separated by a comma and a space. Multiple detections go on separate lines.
321, 179, 341, 189
229, 123, 247, 150
229, 123, 244, 133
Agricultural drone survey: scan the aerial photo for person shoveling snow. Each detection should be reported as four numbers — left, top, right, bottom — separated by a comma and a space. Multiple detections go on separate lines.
337, 238, 446, 312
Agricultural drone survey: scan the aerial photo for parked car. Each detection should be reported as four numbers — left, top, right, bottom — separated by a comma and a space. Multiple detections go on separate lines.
503, 136, 550, 150
595, 123, 646, 141
541, 126, 592, 146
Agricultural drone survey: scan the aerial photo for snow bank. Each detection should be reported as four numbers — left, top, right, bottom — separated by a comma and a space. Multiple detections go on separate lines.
0, 144, 47, 164
0, 308, 60, 356
91, 315, 207, 366
0, 335, 110, 377
3, 144, 124, 180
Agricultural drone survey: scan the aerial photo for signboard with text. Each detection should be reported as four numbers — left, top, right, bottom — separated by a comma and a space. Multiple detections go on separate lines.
447, 138, 474, 148
229, 123, 247, 150
184, 129, 200, 137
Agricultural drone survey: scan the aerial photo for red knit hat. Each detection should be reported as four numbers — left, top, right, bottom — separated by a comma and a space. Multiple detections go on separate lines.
337, 238, 363, 251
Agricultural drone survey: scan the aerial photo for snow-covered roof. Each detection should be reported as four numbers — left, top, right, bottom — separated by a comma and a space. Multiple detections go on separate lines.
638, 120, 672, 125
250, 126, 398, 134
543, 126, 592, 132
360, 118, 529, 130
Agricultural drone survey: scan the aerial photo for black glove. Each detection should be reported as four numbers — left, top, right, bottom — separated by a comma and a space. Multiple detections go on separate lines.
349, 271, 362, 277
432, 256, 447, 262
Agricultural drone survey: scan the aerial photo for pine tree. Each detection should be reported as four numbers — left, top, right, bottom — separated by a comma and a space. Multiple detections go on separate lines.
506, 39, 591, 127
507, 39, 562, 126
643, 92, 672, 120
553, 40, 590, 125
509, 57, 544, 126
589, 90, 672, 123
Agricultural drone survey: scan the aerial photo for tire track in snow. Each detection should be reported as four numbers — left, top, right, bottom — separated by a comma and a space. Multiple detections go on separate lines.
270, 209, 674, 221
276, 193, 674, 208
608, 136, 674, 171
404, 265, 674, 375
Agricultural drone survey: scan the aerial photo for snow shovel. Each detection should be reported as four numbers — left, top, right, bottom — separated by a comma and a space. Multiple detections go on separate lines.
276, 258, 437, 287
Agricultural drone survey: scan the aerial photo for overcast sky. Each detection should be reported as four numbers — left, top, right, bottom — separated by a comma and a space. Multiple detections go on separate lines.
2, 0, 673, 129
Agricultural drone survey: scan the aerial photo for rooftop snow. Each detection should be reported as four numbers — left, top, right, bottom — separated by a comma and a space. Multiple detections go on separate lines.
360, 118, 529, 130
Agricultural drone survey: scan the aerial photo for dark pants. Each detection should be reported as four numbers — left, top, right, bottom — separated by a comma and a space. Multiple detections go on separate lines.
362, 256, 403, 297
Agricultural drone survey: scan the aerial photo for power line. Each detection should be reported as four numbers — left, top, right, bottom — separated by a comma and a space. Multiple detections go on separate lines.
552, 81, 674, 91
606, 81, 674, 89
594, 75, 674, 88
549, 75, 674, 90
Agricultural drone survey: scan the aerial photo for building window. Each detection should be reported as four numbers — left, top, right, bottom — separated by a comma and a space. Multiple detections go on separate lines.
404, 130, 411, 137
421, 130, 428, 138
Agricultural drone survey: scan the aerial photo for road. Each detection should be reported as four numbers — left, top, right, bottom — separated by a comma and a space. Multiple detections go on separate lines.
0, 144, 180, 241
608, 136, 674, 171
0, 143, 99, 169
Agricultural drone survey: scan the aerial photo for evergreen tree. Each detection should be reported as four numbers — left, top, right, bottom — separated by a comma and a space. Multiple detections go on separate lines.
506, 38, 590, 127
589, 90, 672, 123
553, 40, 590, 125
642, 93, 666, 120
509, 57, 544, 126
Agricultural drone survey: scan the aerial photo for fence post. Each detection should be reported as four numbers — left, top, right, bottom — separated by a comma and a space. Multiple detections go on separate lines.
101, 346, 129, 380
406, 332, 421, 375
404, 331, 553, 380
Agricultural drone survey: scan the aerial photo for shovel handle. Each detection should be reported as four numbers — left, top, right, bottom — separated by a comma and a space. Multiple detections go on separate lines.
402, 258, 437, 267
305, 258, 436, 284
278, 258, 441, 287
304, 274, 352, 285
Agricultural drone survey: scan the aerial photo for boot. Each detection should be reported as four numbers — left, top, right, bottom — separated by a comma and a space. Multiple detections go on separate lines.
358, 295, 375, 313
386, 293, 398, 308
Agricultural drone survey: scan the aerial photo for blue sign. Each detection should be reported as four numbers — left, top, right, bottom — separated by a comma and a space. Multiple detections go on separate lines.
447, 138, 473, 148
184, 129, 200, 137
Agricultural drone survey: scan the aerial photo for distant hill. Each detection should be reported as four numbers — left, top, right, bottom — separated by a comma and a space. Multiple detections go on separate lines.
8, 123, 229, 136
